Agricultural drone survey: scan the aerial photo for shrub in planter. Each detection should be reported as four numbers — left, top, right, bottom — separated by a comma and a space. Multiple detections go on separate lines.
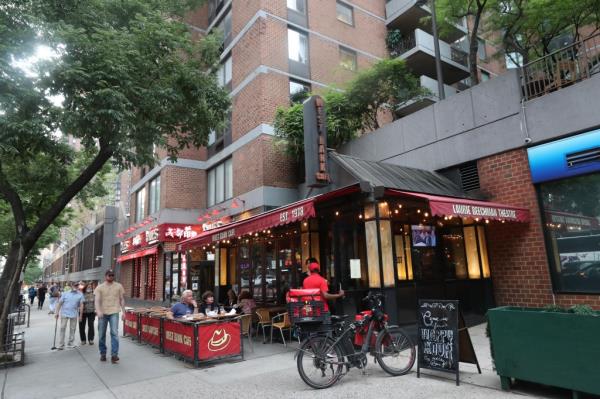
487, 306, 600, 398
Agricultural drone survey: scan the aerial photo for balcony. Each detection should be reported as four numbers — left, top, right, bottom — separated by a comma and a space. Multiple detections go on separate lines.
386, 0, 467, 42
396, 75, 459, 117
391, 29, 470, 84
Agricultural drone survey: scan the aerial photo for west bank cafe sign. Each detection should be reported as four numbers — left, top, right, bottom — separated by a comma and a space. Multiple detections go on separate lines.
120, 224, 206, 253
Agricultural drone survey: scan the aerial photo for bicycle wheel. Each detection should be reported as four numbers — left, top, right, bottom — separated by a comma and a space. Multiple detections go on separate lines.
375, 326, 416, 376
297, 336, 344, 389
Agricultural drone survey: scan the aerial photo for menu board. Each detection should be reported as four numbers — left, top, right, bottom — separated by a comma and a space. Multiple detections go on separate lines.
417, 300, 460, 385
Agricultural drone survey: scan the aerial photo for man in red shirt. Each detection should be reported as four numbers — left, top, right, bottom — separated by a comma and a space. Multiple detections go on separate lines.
302, 262, 344, 311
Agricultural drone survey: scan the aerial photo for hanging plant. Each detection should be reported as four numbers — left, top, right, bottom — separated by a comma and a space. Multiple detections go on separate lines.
386, 29, 403, 57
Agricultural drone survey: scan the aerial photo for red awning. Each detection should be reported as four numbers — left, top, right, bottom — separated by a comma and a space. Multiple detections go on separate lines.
178, 185, 361, 251
385, 189, 530, 223
117, 246, 158, 263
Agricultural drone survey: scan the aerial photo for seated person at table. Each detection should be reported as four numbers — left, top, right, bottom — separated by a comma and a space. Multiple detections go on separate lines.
199, 290, 220, 316
237, 290, 256, 315
226, 289, 238, 310
167, 290, 198, 319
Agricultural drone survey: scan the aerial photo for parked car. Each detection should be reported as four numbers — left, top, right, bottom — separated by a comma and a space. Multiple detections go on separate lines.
561, 261, 600, 291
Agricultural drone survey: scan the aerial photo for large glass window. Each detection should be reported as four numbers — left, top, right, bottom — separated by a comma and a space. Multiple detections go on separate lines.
287, 0, 305, 13
339, 47, 357, 71
540, 173, 600, 293
336, 1, 354, 25
207, 158, 233, 206
148, 175, 160, 214
217, 55, 232, 87
135, 187, 146, 222
288, 28, 308, 64
289, 80, 310, 103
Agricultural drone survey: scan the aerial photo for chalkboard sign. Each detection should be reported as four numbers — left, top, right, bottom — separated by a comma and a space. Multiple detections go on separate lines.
417, 299, 460, 385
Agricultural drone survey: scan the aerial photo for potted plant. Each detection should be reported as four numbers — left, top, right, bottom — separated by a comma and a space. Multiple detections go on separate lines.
487, 305, 600, 398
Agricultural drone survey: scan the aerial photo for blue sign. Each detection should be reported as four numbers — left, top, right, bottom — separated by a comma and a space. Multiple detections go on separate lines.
527, 129, 600, 184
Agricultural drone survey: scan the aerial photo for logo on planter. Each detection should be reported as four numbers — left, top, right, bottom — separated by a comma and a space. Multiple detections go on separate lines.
208, 329, 231, 352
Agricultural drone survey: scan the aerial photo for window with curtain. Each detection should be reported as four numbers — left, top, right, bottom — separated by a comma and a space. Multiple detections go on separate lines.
336, 1, 354, 25
207, 158, 233, 207
148, 175, 160, 214
135, 187, 146, 222
339, 47, 357, 71
288, 28, 308, 64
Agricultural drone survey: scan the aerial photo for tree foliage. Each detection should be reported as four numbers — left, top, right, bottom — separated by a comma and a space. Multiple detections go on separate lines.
0, 0, 229, 338
436, 0, 495, 84
487, 0, 600, 66
274, 59, 425, 159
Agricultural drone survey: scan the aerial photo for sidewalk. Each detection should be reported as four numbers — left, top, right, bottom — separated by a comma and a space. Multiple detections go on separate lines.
1, 303, 565, 399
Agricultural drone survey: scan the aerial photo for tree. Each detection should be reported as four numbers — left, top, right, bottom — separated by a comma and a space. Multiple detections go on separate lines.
274, 59, 425, 159
0, 0, 229, 339
436, 0, 496, 85
23, 262, 43, 285
487, 0, 600, 66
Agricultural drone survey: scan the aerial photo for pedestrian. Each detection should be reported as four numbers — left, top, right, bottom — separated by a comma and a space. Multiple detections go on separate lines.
78, 281, 96, 346
54, 282, 84, 349
95, 270, 125, 364
28, 285, 36, 306
37, 284, 47, 310
48, 283, 61, 314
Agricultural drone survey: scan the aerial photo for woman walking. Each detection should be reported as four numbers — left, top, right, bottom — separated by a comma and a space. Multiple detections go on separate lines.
79, 281, 96, 345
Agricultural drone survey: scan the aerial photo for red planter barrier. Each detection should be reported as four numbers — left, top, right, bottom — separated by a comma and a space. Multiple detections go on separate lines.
140, 314, 162, 348
163, 319, 196, 362
123, 310, 140, 341
197, 320, 242, 361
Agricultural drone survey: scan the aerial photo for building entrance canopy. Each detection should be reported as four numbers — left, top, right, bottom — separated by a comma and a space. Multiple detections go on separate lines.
117, 246, 158, 263
178, 186, 360, 250
384, 189, 530, 222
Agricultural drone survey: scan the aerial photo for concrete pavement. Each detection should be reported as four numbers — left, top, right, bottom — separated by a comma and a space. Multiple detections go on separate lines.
1, 301, 567, 399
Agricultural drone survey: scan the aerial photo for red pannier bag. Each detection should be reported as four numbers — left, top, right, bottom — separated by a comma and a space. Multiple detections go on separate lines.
286, 289, 328, 324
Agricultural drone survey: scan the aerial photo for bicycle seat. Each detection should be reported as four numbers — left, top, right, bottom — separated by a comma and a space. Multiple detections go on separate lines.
330, 314, 349, 323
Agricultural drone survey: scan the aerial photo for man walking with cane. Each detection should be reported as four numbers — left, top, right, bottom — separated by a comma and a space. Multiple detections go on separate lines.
55, 282, 84, 349
95, 270, 125, 364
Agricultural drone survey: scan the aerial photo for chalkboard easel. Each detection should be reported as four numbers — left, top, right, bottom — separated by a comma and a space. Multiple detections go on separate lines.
416, 300, 481, 386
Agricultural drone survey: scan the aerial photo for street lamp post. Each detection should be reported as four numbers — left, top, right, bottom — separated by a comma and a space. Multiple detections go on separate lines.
417, 0, 446, 100
429, 0, 445, 100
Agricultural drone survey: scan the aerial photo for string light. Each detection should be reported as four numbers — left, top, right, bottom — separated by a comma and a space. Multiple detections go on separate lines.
417, 209, 421, 214
358, 214, 363, 219
394, 209, 399, 214
335, 211, 339, 216
424, 212, 429, 217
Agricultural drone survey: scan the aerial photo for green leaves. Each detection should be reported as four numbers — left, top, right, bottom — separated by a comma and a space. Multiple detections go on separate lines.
274, 59, 425, 159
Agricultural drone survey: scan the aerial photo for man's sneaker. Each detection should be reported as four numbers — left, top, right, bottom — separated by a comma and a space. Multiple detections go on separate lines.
88, 340, 94, 345
57, 346, 64, 351
111, 355, 119, 364
66, 344, 76, 349
100, 354, 107, 361
81, 341, 86, 346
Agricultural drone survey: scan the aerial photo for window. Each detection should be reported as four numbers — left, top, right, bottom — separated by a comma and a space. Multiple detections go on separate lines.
481, 70, 491, 82
539, 173, 600, 294
339, 47, 357, 71
217, 55, 232, 87
148, 175, 160, 214
135, 187, 146, 222
287, 0, 305, 13
208, 110, 231, 146
218, 9, 232, 45
336, 1, 354, 25
288, 28, 308, 64
289, 80, 310, 103
477, 38, 487, 60
207, 158, 233, 206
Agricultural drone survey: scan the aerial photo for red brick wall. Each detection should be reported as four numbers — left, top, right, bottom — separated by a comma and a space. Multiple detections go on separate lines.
478, 148, 600, 309
120, 260, 133, 298
162, 166, 206, 209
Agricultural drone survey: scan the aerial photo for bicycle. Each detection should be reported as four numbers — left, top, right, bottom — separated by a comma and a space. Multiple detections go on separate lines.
293, 291, 416, 389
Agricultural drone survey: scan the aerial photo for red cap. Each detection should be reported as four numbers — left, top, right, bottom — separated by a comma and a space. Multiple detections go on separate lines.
308, 262, 320, 272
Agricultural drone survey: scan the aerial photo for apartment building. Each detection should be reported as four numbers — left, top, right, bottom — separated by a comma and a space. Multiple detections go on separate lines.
385, 0, 505, 116
116, 0, 390, 304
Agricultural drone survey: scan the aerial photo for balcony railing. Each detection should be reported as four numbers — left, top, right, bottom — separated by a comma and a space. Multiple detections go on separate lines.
450, 46, 468, 67
521, 32, 600, 100
390, 31, 417, 57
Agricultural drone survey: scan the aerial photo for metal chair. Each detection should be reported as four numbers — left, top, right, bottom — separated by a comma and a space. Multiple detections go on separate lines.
255, 308, 272, 344
270, 312, 292, 347
238, 314, 253, 352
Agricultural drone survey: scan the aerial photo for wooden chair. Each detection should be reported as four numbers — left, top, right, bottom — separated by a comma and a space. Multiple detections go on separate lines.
255, 308, 272, 344
270, 312, 292, 347
238, 314, 253, 352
